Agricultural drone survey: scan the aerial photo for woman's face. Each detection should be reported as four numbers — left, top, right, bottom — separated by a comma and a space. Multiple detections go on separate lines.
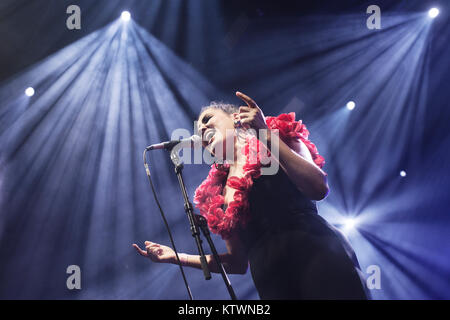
197, 108, 235, 159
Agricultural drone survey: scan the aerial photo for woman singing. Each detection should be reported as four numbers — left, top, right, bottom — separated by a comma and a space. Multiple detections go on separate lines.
133, 91, 369, 299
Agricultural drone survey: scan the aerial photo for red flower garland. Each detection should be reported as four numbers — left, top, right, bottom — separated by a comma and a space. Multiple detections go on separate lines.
265, 112, 325, 169
193, 113, 325, 239
193, 135, 264, 239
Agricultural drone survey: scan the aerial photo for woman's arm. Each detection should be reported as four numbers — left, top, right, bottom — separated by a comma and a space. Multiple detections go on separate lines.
176, 233, 248, 274
235, 91, 329, 201
266, 132, 329, 201
133, 233, 248, 275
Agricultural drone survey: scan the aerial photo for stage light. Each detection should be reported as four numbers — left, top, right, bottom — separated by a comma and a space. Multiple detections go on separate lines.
338, 217, 359, 235
344, 218, 357, 230
428, 8, 439, 18
121, 11, 131, 22
400, 170, 407, 177
25, 87, 35, 97
346, 101, 355, 110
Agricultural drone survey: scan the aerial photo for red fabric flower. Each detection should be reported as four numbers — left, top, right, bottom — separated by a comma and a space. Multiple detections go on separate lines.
265, 112, 325, 169
226, 176, 252, 191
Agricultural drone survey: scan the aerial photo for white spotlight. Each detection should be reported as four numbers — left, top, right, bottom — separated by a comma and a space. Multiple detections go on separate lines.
346, 101, 356, 110
121, 11, 131, 22
400, 170, 407, 177
428, 8, 439, 18
344, 218, 357, 230
25, 87, 35, 97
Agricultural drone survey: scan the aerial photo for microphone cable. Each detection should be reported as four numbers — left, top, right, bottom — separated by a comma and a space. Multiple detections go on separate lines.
142, 149, 193, 300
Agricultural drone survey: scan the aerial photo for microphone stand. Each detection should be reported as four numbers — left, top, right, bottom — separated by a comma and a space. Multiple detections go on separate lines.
169, 146, 237, 300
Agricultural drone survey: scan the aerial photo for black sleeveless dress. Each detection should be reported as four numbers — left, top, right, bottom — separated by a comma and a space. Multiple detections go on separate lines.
236, 168, 369, 299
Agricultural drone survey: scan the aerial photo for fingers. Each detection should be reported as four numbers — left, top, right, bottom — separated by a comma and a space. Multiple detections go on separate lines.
233, 110, 249, 121
145, 241, 162, 256
239, 117, 250, 124
144, 241, 160, 248
239, 106, 251, 113
239, 118, 253, 129
132, 243, 148, 257
237, 107, 251, 121
133, 241, 161, 258
234, 107, 251, 130
146, 244, 160, 253
236, 91, 258, 108
238, 112, 250, 120
238, 107, 253, 120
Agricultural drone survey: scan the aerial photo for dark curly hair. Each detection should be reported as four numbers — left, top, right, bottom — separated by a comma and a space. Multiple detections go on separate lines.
199, 101, 239, 117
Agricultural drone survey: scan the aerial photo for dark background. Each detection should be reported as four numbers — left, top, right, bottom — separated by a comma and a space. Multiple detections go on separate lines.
0, 0, 449, 299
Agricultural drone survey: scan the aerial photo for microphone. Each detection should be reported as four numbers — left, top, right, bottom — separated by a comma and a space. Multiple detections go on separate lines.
145, 135, 202, 151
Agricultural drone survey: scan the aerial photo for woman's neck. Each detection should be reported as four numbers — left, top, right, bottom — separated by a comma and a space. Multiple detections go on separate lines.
227, 135, 247, 176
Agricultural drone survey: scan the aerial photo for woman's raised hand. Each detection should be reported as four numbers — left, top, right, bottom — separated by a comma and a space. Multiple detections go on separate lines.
234, 91, 268, 131
132, 241, 176, 264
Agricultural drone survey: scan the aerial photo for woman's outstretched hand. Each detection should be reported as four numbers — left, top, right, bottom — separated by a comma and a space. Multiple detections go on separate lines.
132, 241, 176, 264
234, 91, 268, 131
